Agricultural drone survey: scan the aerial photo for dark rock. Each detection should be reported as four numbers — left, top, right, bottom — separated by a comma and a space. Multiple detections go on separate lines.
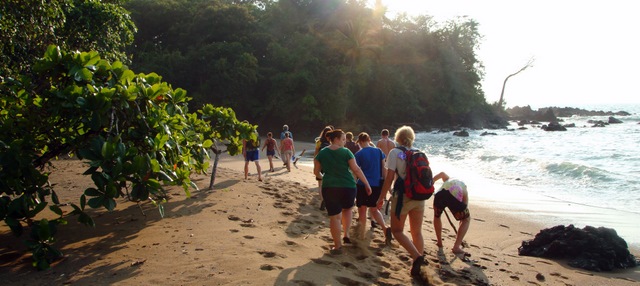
589, 120, 607, 127
563, 123, 576, 128
608, 116, 623, 124
541, 122, 567, 131
453, 130, 469, 137
518, 224, 638, 272
507, 106, 630, 120
480, 131, 497, 136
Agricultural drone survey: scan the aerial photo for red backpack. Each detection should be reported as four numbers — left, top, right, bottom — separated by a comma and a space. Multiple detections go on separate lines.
397, 147, 434, 200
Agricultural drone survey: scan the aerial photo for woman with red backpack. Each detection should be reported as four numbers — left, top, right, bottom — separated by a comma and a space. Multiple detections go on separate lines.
377, 125, 428, 277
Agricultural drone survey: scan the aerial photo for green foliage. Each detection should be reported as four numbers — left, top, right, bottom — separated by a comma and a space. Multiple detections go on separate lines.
0, 0, 136, 78
0, 46, 254, 269
126, 0, 496, 131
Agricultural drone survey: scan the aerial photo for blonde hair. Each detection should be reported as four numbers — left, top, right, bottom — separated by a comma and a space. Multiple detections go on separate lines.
345, 131, 354, 141
394, 125, 415, 147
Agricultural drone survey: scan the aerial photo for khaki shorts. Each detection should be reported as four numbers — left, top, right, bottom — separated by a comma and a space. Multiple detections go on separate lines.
391, 191, 425, 216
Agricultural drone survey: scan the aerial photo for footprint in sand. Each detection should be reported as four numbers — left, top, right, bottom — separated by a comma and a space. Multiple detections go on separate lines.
311, 258, 334, 266
355, 255, 368, 261
243, 235, 254, 239
260, 264, 283, 271
334, 276, 367, 286
340, 262, 357, 270
378, 271, 391, 279
258, 251, 277, 258
284, 240, 297, 246
290, 280, 315, 286
355, 271, 375, 280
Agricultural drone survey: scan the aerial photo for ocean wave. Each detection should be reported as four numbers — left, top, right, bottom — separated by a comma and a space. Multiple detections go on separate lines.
545, 161, 613, 182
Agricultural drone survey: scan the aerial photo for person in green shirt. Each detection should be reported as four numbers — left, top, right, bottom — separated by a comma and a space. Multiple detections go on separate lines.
314, 129, 372, 255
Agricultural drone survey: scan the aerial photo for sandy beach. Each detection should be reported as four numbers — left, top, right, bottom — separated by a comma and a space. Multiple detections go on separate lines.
1, 140, 639, 285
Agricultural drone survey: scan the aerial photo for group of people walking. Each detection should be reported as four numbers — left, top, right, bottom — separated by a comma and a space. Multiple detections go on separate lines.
242, 124, 471, 278
243, 125, 296, 180
313, 125, 471, 277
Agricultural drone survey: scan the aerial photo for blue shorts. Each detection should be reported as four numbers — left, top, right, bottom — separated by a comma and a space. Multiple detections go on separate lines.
322, 187, 356, 216
245, 149, 259, 162
267, 150, 275, 156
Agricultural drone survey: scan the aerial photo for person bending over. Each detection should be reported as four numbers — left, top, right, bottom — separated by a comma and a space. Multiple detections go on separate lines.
432, 172, 470, 256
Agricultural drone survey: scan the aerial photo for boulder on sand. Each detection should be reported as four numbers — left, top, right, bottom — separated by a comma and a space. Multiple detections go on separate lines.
518, 225, 638, 272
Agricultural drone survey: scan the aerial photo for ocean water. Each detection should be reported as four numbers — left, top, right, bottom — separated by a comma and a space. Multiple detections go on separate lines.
414, 103, 640, 247
297, 104, 640, 247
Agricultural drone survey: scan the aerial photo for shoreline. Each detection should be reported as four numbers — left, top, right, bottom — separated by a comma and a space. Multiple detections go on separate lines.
0, 139, 638, 285
288, 140, 640, 252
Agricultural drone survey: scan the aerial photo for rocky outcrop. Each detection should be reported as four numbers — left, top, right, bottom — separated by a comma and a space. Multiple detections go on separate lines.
507, 106, 630, 121
518, 225, 638, 272
608, 116, 623, 124
453, 130, 469, 137
541, 122, 567, 131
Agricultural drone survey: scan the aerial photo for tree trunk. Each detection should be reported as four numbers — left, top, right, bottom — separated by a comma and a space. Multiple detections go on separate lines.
497, 57, 534, 108
208, 147, 223, 190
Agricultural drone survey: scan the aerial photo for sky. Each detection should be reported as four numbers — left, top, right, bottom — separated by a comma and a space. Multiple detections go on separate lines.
368, 0, 639, 108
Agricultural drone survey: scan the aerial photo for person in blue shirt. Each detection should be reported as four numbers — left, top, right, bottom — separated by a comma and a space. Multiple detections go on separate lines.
354, 132, 392, 245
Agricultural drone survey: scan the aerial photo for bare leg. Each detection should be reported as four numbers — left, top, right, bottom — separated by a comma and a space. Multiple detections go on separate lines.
244, 161, 249, 179
434, 215, 443, 248
452, 217, 470, 253
369, 207, 388, 233
357, 206, 367, 238
408, 208, 425, 255
254, 161, 262, 181
284, 152, 292, 171
267, 155, 274, 171
341, 208, 353, 241
390, 213, 421, 260
329, 214, 342, 250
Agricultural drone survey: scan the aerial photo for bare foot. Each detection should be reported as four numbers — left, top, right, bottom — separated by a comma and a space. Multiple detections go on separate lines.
452, 248, 470, 257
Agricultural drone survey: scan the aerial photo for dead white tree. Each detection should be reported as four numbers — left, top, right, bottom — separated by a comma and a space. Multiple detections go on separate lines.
498, 57, 535, 108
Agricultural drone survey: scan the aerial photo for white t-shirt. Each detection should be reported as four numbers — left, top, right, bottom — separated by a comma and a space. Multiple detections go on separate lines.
385, 147, 409, 180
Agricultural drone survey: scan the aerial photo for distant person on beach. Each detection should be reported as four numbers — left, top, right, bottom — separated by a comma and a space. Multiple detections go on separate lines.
261, 132, 279, 172
243, 131, 263, 181
377, 125, 427, 276
345, 132, 361, 154
280, 131, 295, 172
431, 172, 470, 256
314, 129, 372, 254
376, 129, 396, 158
354, 132, 391, 244
280, 125, 293, 166
314, 125, 334, 210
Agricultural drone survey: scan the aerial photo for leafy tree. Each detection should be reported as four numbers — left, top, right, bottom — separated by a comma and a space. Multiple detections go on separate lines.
0, 46, 256, 269
127, 0, 498, 132
0, 0, 135, 77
